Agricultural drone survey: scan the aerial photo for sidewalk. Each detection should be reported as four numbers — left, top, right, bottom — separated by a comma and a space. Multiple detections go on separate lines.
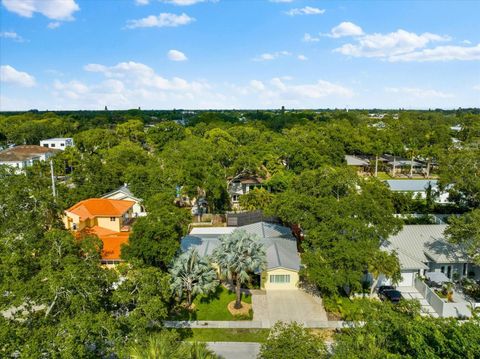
164, 320, 355, 329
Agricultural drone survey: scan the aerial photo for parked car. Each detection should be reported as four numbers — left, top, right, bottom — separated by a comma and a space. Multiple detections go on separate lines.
378, 286, 403, 303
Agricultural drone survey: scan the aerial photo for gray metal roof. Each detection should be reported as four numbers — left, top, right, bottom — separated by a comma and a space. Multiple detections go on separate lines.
345, 155, 369, 166
386, 225, 469, 266
385, 180, 438, 192
181, 222, 300, 271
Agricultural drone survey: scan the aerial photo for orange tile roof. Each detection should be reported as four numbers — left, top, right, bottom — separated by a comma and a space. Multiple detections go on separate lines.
66, 198, 135, 220
78, 226, 130, 260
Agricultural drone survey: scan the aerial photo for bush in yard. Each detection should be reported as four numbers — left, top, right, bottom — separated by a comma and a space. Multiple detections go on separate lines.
258, 321, 327, 359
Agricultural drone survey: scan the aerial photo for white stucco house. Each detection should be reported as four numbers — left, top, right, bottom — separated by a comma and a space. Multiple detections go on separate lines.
385, 180, 451, 204
382, 225, 479, 288
181, 221, 301, 290
101, 185, 147, 217
0, 145, 60, 171
227, 174, 265, 209
40, 137, 74, 150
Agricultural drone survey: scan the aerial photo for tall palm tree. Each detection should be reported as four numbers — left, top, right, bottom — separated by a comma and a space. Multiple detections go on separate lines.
170, 248, 219, 307
212, 229, 266, 309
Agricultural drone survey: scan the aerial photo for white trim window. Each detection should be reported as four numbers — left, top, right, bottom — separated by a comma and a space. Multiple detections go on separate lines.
269, 274, 290, 284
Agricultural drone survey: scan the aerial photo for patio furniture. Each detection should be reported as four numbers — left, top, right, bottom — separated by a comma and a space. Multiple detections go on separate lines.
425, 272, 450, 287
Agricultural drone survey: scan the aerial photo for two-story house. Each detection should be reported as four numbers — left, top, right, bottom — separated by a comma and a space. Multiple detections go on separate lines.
63, 198, 135, 265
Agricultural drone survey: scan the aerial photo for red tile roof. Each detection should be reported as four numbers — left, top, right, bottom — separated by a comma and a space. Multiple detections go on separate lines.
66, 198, 135, 220
78, 226, 130, 261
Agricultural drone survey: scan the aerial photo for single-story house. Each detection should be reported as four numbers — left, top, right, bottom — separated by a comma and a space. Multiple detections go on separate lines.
385, 179, 450, 204
181, 221, 301, 290
0, 145, 60, 171
102, 185, 147, 217
382, 225, 479, 287
40, 137, 74, 150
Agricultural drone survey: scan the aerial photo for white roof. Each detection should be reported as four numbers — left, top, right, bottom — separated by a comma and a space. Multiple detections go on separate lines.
189, 227, 235, 235
385, 180, 438, 192
41, 138, 73, 141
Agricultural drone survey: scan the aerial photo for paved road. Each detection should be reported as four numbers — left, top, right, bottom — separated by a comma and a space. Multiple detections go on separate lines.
207, 342, 260, 359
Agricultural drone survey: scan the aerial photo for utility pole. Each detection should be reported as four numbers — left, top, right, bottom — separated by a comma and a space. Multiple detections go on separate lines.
50, 160, 56, 200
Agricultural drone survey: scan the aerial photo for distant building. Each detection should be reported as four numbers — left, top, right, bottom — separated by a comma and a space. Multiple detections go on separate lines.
345, 155, 370, 174
385, 179, 450, 204
0, 145, 60, 170
40, 137, 74, 150
227, 174, 265, 209
63, 198, 135, 265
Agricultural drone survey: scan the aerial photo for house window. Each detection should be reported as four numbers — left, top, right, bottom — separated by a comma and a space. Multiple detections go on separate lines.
43, 144, 49, 148
50, 144, 55, 147
440, 266, 445, 273
72, 223, 77, 230
232, 195, 239, 202
269, 274, 290, 284
60, 143, 65, 147
110, 217, 116, 221
463, 263, 467, 276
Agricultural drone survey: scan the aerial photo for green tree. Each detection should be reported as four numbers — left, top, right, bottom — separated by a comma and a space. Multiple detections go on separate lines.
239, 188, 274, 211
258, 321, 327, 359
212, 229, 266, 309
445, 209, 480, 265
121, 193, 190, 269
170, 248, 219, 307
368, 251, 401, 297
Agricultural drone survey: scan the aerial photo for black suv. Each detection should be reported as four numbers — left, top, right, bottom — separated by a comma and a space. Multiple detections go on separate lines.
378, 285, 403, 303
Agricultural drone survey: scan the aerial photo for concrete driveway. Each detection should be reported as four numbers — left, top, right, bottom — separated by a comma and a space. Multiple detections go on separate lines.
207, 342, 260, 359
253, 289, 328, 325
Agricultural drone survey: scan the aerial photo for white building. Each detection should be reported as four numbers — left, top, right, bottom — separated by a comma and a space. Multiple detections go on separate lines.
101, 185, 147, 217
0, 145, 60, 170
385, 179, 451, 204
40, 138, 74, 150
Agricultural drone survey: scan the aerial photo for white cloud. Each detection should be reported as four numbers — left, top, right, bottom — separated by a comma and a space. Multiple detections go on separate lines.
303, 33, 319, 42
461, 40, 472, 45
168, 49, 188, 61
269, 0, 295, 3
385, 87, 454, 99
285, 6, 325, 16
329, 21, 364, 38
334, 29, 450, 58
253, 51, 291, 61
0, 31, 25, 42
47, 22, 61, 29
161, 0, 210, 5
297, 54, 308, 61
388, 43, 480, 62
2, 0, 79, 20
135, 0, 150, 5
247, 77, 353, 100
473, 85, 480, 91
0, 65, 36, 87
126, 12, 195, 29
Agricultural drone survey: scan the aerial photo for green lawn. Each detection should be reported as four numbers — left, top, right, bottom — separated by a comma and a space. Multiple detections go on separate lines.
169, 286, 253, 321
176, 328, 270, 343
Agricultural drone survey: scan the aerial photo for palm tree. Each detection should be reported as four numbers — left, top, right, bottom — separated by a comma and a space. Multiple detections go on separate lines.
129, 333, 220, 359
212, 229, 266, 309
170, 248, 219, 308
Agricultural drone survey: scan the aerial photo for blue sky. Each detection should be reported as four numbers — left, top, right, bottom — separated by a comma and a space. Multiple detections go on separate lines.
1, 0, 479, 110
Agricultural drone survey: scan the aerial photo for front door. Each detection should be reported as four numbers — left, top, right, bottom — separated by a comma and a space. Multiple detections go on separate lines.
447, 265, 452, 279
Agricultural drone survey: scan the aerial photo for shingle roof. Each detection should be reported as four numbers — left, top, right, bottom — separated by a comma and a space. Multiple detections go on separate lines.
181, 222, 301, 271
386, 225, 469, 266
385, 180, 438, 192
66, 198, 135, 220
0, 145, 60, 162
